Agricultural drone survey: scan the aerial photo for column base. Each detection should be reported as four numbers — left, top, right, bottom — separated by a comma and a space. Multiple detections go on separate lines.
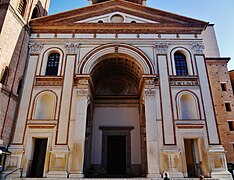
211, 170, 232, 180
168, 171, 184, 178
69, 172, 84, 178
147, 173, 161, 178
47, 171, 68, 178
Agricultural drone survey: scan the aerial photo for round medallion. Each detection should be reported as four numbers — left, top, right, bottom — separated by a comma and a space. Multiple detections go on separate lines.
109, 79, 125, 94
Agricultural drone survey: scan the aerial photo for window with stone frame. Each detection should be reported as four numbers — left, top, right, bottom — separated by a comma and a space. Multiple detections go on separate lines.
221, 83, 227, 91
31, 6, 40, 19
228, 121, 234, 131
225, 102, 232, 112
45, 53, 60, 76
18, 0, 27, 16
174, 52, 188, 76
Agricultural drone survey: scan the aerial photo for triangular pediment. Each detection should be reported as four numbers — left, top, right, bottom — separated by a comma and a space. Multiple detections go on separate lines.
76, 11, 159, 24
30, 0, 208, 34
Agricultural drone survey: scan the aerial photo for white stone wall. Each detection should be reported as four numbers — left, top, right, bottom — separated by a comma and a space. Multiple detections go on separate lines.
91, 107, 141, 165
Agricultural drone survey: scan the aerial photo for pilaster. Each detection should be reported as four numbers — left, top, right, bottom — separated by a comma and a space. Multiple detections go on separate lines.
12, 43, 43, 144
56, 43, 78, 145
161, 146, 183, 178
208, 145, 232, 180
69, 76, 91, 178
192, 44, 220, 144
2, 145, 24, 178
47, 145, 70, 178
156, 43, 175, 145
142, 76, 160, 178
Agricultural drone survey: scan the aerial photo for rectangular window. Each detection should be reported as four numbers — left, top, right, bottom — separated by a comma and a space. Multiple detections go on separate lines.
221, 83, 227, 91
228, 121, 234, 131
225, 103, 232, 112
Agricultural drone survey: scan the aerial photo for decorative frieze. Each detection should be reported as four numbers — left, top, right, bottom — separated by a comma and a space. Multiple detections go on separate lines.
155, 42, 168, 54
29, 43, 44, 55
34, 77, 63, 86
65, 42, 79, 54
191, 42, 205, 54
170, 77, 199, 86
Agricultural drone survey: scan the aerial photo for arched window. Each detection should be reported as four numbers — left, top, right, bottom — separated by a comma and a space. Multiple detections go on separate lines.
0, 66, 9, 85
31, 7, 40, 19
34, 93, 55, 119
180, 94, 198, 119
174, 52, 188, 76
18, 0, 27, 16
45, 53, 60, 76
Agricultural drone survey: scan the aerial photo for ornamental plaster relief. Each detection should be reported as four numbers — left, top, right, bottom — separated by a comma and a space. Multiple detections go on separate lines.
29, 43, 44, 55
191, 42, 205, 54
144, 88, 156, 96
155, 42, 168, 54
65, 42, 80, 54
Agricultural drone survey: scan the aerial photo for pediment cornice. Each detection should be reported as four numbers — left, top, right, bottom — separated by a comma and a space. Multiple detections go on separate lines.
30, 0, 208, 34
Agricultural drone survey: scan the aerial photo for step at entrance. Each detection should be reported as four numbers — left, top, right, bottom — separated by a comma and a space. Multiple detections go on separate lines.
12, 178, 220, 180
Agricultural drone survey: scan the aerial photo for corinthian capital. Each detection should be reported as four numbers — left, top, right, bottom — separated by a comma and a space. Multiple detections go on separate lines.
155, 42, 168, 54
145, 88, 156, 96
29, 43, 44, 55
191, 42, 205, 54
76, 88, 90, 98
65, 42, 80, 54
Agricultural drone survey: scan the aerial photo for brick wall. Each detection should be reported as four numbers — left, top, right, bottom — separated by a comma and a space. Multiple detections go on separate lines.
207, 59, 234, 164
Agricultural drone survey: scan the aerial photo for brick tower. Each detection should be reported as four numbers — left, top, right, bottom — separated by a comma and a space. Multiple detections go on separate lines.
0, 0, 50, 150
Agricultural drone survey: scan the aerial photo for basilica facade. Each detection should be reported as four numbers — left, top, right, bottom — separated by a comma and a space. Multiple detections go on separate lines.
1, 0, 233, 179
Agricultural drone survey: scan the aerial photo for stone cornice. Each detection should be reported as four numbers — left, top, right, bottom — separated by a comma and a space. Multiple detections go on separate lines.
31, 0, 207, 27
30, 23, 205, 34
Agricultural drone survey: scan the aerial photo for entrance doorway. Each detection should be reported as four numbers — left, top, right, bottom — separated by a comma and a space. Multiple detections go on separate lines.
30, 138, 47, 177
184, 139, 200, 177
107, 136, 126, 175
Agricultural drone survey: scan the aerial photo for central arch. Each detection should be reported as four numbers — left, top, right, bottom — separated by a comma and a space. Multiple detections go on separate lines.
81, 44, 153, 177
78, 43, 155, 75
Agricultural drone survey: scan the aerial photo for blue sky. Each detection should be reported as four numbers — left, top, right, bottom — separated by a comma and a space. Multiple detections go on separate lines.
49, 0, 234, 70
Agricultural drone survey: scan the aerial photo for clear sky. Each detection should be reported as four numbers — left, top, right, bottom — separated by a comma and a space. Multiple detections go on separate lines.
49, 0, 234, 70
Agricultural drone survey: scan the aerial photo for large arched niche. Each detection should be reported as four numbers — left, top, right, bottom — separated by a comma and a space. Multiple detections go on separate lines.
80, 44, 150, 177
90, 53, 143, 97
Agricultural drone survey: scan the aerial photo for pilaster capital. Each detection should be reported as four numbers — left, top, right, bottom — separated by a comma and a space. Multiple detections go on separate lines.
191, 42, 205, 54
65, 42, 80, 55
144, 88, 156, 96
76, 88, 90, 98
29, 43, 44, 55
155, 42, 169, 54
143, 75, 158, 88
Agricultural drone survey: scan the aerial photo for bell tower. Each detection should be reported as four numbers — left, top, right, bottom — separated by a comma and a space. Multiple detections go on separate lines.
0, 0, 50, 148
88, 0, 147, 6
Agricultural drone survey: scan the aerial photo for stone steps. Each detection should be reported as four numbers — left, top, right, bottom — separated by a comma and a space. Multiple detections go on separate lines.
11, 178, 220, 180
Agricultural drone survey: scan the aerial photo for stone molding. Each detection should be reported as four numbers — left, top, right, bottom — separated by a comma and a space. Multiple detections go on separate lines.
65, 42, 79, 54
192, 42, 205, 54
155, 42, 169, 54
29, 43, 44, 55
35, 76, 63, 86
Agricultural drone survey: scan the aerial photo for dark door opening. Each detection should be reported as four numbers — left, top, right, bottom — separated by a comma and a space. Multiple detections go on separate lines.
107, 136, 126, 175
30, 138, 47, 177
184, 139, 197, 177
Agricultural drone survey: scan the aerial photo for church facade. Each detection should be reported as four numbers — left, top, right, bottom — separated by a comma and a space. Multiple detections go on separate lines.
1, 0, 233, 179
